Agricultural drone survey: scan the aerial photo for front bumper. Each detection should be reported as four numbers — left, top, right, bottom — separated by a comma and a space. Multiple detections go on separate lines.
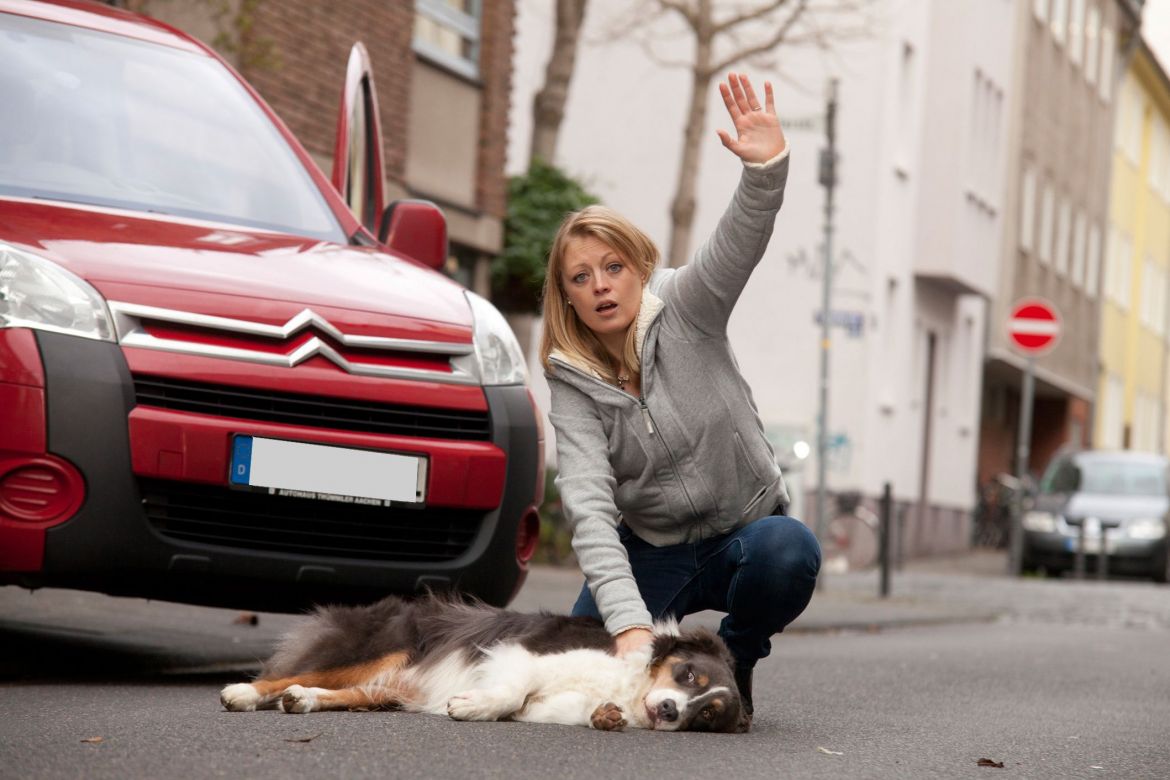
1022, 529, 1166, 576
0, 330, 539, 610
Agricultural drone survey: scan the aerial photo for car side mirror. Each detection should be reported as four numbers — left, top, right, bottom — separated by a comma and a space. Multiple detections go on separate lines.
378, 199, 448, 271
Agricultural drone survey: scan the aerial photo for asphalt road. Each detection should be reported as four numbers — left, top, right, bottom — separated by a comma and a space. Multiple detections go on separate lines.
2, 567, 1169, 779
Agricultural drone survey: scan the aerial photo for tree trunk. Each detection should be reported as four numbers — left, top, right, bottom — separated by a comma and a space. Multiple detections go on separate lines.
530, 0, 588, 165
666, 2, 714, 268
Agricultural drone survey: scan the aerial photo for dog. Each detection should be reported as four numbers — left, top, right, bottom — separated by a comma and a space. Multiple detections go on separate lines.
220, 592, 750, 733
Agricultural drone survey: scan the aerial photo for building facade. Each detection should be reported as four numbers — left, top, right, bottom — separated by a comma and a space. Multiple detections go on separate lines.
980, 0, 1143, 486
122, 0, 516, 297
1096, 41, 1170, 450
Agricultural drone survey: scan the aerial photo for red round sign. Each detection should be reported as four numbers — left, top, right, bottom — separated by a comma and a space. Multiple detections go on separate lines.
1008, 298, 1061, 355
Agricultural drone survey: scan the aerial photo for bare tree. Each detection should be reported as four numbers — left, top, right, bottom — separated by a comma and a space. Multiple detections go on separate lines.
610, 0, 873, 267
530, 0, 590, 165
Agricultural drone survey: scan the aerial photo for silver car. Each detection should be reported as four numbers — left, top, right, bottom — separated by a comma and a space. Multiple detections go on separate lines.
1022, 451, 1170, 582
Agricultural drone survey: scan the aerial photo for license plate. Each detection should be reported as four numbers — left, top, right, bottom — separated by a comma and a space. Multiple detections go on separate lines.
1064, 537, 1114, 554
230, 436, 426, 506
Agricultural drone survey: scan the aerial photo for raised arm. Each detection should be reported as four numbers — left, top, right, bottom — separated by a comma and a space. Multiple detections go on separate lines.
663, 73, 790, 337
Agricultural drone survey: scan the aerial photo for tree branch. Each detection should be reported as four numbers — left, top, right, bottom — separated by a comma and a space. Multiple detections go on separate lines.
706, 0, 810, 77
713, 0, 789, 35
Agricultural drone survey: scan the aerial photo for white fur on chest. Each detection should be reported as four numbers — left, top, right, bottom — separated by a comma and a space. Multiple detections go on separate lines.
405, 643, 651, 728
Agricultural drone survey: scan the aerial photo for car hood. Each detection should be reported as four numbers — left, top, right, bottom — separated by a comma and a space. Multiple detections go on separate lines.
0, 199, 473, 329
1036, 492, 1169, 521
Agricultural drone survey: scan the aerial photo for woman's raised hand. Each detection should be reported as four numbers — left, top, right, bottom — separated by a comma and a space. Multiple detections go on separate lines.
717, 72, 787, 165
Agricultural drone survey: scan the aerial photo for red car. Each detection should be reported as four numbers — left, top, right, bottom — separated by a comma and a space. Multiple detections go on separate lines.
0, 0, 543, 610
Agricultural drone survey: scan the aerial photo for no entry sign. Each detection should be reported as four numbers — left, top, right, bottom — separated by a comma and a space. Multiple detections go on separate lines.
1008, 298, 1061, 356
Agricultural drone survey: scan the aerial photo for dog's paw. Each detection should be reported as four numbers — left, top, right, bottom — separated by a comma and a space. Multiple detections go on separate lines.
220, 682, 261, 712
447, 689, 505, 721
590, 702, 627, 732
280, 684, 317, 714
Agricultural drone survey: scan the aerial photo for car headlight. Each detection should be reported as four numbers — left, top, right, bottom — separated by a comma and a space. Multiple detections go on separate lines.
1022, 511, 1058, 533
0, 242, 114, 342
1126, 517, 1167, 540
463, 290, 527, 386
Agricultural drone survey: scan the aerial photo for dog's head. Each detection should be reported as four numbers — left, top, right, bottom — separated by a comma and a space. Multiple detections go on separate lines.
642, 626, 750, 733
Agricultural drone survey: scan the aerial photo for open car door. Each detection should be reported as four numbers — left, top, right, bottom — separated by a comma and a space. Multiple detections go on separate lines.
332, 42, 385, 234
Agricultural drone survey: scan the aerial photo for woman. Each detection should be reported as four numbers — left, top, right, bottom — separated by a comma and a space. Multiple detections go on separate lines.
540, 73, 821, 717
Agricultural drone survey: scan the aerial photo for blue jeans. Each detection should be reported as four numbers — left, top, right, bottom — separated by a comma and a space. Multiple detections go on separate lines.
571, 515, 821, 668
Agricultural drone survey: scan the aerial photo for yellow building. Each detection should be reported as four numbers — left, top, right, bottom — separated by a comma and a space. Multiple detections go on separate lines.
1097, 41, 1170, 451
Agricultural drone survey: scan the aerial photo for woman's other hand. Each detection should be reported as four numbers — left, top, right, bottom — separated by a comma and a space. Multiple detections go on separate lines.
614, 626, 654, 657
717, 72, 787, 164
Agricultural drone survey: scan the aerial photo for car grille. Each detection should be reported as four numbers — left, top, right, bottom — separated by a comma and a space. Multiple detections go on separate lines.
140, 479, 482, 562
132, 375, 491, 440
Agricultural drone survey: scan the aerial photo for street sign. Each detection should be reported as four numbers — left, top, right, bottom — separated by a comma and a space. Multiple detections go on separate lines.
1008, 298, 1061, 356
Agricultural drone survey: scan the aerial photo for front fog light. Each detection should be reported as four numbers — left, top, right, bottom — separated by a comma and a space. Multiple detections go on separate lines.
0, 242, 114, 341
1022, 511, 1058, 533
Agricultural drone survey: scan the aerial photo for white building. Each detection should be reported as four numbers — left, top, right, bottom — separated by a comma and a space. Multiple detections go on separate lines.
509, 0, 1016, 555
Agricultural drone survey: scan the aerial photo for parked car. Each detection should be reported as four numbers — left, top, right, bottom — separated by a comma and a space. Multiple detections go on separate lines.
0, 0, 543, 611
1022, 450, 1170, 582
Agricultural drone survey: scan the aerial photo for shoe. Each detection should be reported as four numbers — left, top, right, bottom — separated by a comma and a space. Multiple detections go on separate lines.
734, 665, 754, 717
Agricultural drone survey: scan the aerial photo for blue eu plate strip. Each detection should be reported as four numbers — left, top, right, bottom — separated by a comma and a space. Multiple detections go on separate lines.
230, 436, 253, 485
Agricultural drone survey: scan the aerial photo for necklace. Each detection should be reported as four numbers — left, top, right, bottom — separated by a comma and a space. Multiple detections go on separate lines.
617, 373, 631, 390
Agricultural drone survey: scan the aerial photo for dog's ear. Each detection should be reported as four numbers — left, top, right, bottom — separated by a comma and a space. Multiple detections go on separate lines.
678, 628, 735, 665
650, 634, 679, 665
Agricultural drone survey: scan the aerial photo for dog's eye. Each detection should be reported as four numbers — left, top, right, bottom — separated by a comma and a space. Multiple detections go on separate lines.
685, 670, 696, 684
701, 707, 714, 720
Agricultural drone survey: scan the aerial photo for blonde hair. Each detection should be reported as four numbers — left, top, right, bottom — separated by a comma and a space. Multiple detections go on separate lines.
539, 205, 660, 382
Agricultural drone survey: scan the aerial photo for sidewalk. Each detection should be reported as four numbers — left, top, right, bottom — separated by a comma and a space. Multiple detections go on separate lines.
513, 550, 1011, 634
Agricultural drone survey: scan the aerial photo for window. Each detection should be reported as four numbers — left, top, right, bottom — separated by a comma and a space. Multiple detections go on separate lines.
1039, 182, 1055, 264
414, 0, 482, 80
1072, 210, 1087, 288
1085, 5, 1100, 86
1055, 197, 1071, 276
1086, 222, 1101, 298
1099, 375, 1125, 450
1069, 0, 1085, 66
1142, 256, 1166, 336
1150, 115, 1170, 203
1020, 166, 1037, 252
1051, 0, 1068, 47
1100, 26, 1114, 102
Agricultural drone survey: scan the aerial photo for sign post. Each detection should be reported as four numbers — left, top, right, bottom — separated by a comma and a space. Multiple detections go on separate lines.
1006, 298, 1061, 576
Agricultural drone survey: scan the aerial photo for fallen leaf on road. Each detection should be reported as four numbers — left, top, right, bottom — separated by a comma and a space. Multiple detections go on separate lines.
817, 747, 844, 755
977, 758, 1005, 768
80, 737, 103, 744
285, 733, 322, 743
233, 612, 260, 626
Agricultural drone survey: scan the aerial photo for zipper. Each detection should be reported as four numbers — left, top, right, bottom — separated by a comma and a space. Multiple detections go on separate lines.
638, 397, 654, 434
549, 355, 702, 523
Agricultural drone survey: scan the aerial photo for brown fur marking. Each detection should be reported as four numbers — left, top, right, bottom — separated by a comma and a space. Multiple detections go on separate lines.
253, 651, 412, 699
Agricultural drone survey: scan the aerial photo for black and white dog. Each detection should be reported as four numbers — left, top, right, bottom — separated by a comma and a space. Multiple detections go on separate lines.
220, 593, 749, 733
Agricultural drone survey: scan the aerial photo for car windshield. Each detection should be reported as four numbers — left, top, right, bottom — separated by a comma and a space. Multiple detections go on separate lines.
1041, 456, 1168, 496
0, 12, 346, 243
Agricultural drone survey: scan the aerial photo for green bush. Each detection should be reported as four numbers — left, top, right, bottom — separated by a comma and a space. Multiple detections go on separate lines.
493, 160, 599, 313
534, 467, 575, 566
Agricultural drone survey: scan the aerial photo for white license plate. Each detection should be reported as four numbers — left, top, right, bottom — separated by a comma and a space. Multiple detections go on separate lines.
230, 436, 426, 506
1065, 537, 1115, 554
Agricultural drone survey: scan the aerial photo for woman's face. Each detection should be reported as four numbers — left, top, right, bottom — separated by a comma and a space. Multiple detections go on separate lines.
561, 236, 644, 341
